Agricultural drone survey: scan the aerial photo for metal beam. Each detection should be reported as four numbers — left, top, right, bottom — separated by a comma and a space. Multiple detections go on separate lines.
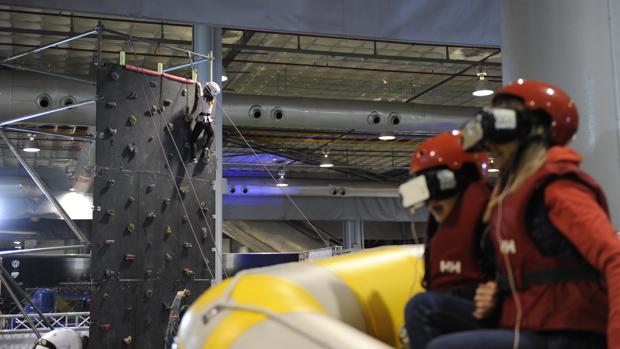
163, 58, 208, 73
103, 28, 206, 59
223, 43, 502, 67
0, 63, 96, 85
0, 263, 41, 338
1, 29, 97, 64
0, 245, 86, 256
405, 49, 501, 102
0, 26, 192, 47
224, 135, 387, 182
3, 127, 94, 142
231, 58, 502, 80
0, 131, 90, 244
0, 99, 96, 126
223, 31, 255, 69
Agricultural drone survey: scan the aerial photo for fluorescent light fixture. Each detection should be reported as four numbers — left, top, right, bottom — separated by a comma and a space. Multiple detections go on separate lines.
319, 149, 334, 168
488, 168, 500, 173
473, 66, 494, 97
276, 167, 288, 187
69, 187, 76, 192
23, 136, 40, 153
379, 133, 396, 141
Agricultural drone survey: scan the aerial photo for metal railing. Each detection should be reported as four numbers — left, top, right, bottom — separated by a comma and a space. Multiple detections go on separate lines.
0, 312, 90, 334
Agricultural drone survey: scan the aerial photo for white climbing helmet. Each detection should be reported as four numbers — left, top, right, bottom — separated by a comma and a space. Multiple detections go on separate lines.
33, 328, 85, 349
204, 81, 221, 97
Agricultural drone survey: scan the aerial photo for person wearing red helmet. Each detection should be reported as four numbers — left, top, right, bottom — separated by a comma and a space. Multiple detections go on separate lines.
427, 80, 620, 349
399, 131, 494, 349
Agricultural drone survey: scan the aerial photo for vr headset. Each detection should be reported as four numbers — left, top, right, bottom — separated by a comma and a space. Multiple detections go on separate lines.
461, 107, 528, 151
398, 168, 460, 209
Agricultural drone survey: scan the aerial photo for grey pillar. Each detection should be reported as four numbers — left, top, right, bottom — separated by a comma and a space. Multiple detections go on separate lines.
501, 0, 620, 224
193, 25, 224, 282
343, 220, 365, 250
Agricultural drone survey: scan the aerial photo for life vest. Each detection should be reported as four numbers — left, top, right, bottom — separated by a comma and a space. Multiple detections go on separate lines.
489, 146, 608, 333
425, 180, 491, 292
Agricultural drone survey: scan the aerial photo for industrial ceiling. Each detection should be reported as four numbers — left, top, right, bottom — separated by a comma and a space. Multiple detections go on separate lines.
0, 6, 502, 183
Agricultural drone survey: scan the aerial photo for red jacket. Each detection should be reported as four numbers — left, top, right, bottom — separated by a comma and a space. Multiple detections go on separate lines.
489, 146, 620, 348
426, 180, 491, 290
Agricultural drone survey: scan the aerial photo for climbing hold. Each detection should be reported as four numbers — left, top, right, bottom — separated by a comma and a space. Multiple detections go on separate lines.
105, 101, 118, 108
110, 71, 120, 81
149, 81, 157, 88
163, 99, 172, 107
126, 223, 136, 233
104, 239, 115, 246
104, 269, 115, 277
180, 186, 189, 194
164, 226, 173, 235
127, 196, 136, 203
124, 254, 136, 261
128, 115, 137, 126
146, 211, 157, 219
183, 268, 194, 276
126, 143, 137, 154
98, 324, 111, 331
145, 289, 153, 299
181, 88, 187, 97
183, 242, 193, 249
123, 336, 132, 345
105, 209, 115, 216
127, 91, 137, 100
165, 253, 173, 262
102, 293, 110, 300
147, 184, 156, 192
163, 198, 172, 206
106, 127, 117, 135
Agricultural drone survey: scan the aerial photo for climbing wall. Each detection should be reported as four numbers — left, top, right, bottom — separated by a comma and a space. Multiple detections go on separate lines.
90, 63, 216, 348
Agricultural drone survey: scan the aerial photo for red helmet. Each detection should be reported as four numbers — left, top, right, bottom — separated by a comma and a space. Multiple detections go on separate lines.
494, 79, 578, 145
410, 131, 489, 177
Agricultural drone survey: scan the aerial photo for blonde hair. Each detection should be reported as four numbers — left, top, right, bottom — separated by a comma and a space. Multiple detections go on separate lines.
483, 126, 548, 222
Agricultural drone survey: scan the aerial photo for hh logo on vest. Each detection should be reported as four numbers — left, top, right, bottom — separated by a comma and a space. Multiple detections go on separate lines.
500, 239, 517, 254
439, 260, 462, 274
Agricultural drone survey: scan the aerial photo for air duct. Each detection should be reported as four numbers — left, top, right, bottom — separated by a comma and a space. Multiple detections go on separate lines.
0, 71, 477, 132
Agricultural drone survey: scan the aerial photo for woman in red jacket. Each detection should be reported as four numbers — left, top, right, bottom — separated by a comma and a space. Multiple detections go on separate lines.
427, 80, 620, 349
399, 131, 493, 349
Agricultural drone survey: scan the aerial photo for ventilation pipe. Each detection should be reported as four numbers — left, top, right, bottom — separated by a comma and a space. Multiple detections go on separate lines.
0, 70, 477, 132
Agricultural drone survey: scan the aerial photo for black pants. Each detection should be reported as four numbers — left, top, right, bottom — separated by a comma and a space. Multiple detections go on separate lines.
189, 121, 213, 159
427, 329, 606, 349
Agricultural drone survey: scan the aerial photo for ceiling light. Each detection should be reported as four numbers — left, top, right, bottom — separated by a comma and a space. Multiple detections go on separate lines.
488, 168, 500, 173
378, 133, 396, 141
222, 68, 229, 82
276, 167, 288, 187
473, 66, 494, 97
23, 135, 40, 153
320, 156, 334, 168
319, 148, 334, 168
69, 187, 76, 192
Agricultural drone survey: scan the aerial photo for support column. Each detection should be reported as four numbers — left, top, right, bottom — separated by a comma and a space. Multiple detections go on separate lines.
343, 220, 365, 250
193, 25, 224, 282
501, 0, 620, 224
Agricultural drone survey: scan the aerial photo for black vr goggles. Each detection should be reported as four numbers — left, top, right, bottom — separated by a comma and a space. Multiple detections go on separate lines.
399, 168, 461, 209
461, 108, 530, 152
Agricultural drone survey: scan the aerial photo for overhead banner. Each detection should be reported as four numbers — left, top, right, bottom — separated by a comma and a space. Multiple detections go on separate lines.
0, 0, 501, 46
